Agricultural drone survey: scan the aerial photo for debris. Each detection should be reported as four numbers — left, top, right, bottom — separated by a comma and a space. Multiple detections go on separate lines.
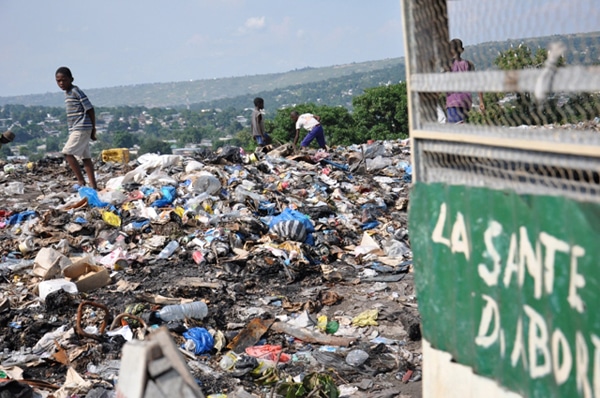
345, 349, 369, 367
182, 327, 214, 355
0, 139, 420, 397
62, 256, 111, 292
270, 321, 356, 347
157, 301, 208, 322
226, 318, 273, 353
116, 327, 205, 398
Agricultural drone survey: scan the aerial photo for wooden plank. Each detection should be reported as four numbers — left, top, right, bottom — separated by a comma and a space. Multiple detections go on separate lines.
410, 65, 600, 93
411, 129, 600, 157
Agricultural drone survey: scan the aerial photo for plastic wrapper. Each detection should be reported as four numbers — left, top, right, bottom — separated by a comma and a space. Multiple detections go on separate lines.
182, 327, 214, 355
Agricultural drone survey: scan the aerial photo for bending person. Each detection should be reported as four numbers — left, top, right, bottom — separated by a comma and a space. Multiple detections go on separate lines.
290, 111, 326, 149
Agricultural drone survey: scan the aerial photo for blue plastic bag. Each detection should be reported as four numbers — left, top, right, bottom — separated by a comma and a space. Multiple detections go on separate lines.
361, 220, 380, 230
79, 187, 109, 208
182, 327, 214, 355
7, 210, 37, 225
152, 186, 177, 208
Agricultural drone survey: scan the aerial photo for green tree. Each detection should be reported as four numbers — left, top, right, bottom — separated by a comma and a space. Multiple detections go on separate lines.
46, 135, 61, 152
113, 131, 136, 149
27, 139, 39, 154
351, 83, 409, 141
18, 146, 30, 157
131, 118, 141, 131
144, 121, 162, 135
177, 126, 207, 146
494, 45, 551, 70
0, 144, 12, 159
107, 119, 130, 133
138, 137, 172, 156
233, 129, 255, 150
314, 106, 355, 146
469, 44, 580, 126
9, 125, 33, 143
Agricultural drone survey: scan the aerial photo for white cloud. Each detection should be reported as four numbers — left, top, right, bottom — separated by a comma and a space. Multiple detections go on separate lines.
244, 16, 265, 30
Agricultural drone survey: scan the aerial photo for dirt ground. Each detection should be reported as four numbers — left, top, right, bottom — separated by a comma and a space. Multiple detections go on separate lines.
0, 143, 421, 397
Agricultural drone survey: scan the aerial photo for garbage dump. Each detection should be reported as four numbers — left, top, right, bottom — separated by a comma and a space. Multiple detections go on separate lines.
0, 139, 421, 398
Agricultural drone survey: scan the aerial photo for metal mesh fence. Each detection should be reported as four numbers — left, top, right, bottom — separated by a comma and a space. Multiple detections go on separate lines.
416, 140, 600, 202
403, 0, 600, 200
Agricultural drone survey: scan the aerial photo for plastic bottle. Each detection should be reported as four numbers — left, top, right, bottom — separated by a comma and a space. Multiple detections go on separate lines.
157, 240, 179, 259
157, 301, 208, 322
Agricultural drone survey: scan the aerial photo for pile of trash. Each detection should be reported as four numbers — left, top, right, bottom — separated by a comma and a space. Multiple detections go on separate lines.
0, 139, 420, 398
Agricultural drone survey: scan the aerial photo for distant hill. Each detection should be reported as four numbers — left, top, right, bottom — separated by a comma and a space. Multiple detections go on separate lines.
1, 31, 598, 109
0, 58, 403, 109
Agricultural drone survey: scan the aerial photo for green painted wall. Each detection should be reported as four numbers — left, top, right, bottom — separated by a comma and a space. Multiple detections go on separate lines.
409, 182, 600, 398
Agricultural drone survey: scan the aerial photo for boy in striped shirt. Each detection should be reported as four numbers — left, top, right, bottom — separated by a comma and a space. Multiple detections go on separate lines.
55, 66, 98, 190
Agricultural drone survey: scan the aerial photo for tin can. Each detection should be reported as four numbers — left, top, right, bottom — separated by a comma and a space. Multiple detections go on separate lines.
19, 237, 35, 253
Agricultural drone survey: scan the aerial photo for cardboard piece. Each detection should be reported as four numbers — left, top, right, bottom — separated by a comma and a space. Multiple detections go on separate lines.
63, 257, 111, 292
33, 247, 72, 280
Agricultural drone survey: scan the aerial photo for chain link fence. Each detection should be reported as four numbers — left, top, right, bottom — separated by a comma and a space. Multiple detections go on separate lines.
404, 0, 600, 202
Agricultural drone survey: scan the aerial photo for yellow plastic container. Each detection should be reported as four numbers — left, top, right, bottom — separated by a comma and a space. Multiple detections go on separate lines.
101, 148, 130, 164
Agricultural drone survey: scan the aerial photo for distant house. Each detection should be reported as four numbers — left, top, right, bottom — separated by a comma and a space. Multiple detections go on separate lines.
235, 116, 248, 126
7, 155, 29, 163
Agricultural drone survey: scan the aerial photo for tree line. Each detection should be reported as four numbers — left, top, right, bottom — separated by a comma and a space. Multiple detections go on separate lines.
0, 82, 409, 160
1, 43, 598, 161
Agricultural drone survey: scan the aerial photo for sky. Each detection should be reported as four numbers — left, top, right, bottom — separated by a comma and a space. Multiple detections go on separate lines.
0, 0, 598, 97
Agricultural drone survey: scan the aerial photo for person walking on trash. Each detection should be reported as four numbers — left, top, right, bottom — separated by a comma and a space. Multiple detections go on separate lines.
55, 66, 98, 191
0, 131, 15, 148
251, 97, 270, 148
445, 38, 485, 124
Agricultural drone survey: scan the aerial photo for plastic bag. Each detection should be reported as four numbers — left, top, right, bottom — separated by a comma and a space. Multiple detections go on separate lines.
99, 190, 128, 205
6, 182, 25, 195
182, 327, 214, 355
7, 210, 37, 226
245, 344, 291, 363
102, 211, 122, 227
79, 187, 109, 208
269, 208, 315, 245
151, 186, 176, 208
137, 153, 182, 170
185, 160, 205, 173
352, 309, 379, 327
382, 239, 410, 258
271, 220, 307, 242
366, 155, 392, 171
190, 174, 221, 195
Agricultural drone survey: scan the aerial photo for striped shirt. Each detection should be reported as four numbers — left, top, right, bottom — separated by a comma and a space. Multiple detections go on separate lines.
65, 85, 94, 131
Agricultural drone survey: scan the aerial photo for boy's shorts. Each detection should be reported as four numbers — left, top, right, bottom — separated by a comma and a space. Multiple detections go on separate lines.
447, 107, 468, 124
255, 134, 271, 146
62, 129, 92, 159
